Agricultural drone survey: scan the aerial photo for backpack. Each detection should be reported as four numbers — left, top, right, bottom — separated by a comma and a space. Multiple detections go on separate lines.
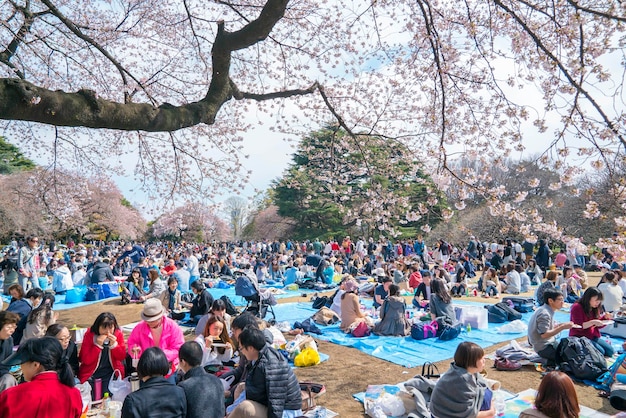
487, 302, 522, 322
502, 296, 534, 313
219, 295, 239, 316
486, 304, 508, 323
556, 336, 607, 380
410, 321, 438, 340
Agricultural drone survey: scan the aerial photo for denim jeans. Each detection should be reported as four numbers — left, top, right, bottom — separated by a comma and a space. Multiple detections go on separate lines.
592, 336, 615, 357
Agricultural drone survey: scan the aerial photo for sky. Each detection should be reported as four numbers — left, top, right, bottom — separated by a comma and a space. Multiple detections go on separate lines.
4, 2, 623, 223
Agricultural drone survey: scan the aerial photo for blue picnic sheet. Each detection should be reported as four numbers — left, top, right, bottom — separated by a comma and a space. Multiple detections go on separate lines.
1, 284, 323, 311
308, 300, 623, 368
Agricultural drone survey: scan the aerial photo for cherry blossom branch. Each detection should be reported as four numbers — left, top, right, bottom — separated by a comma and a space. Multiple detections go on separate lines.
494, 0, 626, 150
565, 0, 626, 23
39, 0, 153, 104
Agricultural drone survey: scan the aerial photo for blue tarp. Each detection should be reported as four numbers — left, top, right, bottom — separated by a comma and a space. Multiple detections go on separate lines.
1, 285, 322, 311
308, 300, 607, 368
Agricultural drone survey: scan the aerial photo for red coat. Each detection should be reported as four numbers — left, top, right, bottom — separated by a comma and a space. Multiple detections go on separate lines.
78, 328, 126, 383
0, 371, 83, 418
569, 302, 607, 339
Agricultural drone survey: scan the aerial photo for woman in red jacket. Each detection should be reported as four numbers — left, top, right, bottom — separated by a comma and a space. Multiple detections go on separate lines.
569, 286, 614, 357
0, 337, 82, 418
78, 312, 126, 400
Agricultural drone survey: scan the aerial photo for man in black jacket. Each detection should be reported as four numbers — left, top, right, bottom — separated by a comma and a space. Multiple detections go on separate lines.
229, 328, 301, 418
177, 341, 224, 418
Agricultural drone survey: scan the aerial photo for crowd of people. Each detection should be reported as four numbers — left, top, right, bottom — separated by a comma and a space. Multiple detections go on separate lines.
0, 234, 624, 417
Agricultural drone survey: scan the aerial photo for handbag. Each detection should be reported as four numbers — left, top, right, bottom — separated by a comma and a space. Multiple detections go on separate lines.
108, 369, 131, 402
300, 382, 326, 412
351, 321, 371, 338
421, 362, 440, 379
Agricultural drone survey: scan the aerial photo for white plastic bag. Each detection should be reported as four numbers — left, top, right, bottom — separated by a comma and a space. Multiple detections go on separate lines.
76, 382, 92, 414
497, 319, 528, 334
108, 369, 132, 402
367, 393, 405, 417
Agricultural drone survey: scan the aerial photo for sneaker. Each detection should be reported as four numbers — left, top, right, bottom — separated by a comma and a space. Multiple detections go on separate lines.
494, 357, 522, 371
120, 294, 130, 305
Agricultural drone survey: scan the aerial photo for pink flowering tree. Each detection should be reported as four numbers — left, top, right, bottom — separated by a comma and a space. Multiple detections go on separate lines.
152, 202, 231, 242
0, 1, 624, 246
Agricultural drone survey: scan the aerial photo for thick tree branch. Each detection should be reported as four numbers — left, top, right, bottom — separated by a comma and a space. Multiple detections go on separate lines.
0, 1, 42, 79
0, 0, 292, 131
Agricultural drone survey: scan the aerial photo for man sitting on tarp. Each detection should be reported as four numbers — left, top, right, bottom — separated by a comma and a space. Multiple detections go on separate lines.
528, 288, 575, 368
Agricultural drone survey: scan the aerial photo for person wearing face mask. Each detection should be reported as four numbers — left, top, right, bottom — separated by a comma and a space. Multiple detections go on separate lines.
184, 280, 214, 324
0, 311, 20, 392
0, 337, 83, 417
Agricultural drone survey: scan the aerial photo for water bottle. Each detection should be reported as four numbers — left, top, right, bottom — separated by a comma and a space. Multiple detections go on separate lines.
129, 372, 140, 392
466, 323, 471, 333
495, 393, 506, 416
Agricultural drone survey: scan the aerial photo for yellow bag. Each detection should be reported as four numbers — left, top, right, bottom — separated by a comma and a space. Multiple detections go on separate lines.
293, 347, 321, 367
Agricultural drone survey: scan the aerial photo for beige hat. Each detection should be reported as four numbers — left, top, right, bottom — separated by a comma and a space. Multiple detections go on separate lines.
141, 298, 165, 322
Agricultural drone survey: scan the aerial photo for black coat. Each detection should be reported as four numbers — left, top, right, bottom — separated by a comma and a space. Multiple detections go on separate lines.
64, 340, 80, 377
0, 336, 14, 376
177, 367, 224, 418
190, 289, 214, 318
245, 346, 302, 418
121, 376, 186, 418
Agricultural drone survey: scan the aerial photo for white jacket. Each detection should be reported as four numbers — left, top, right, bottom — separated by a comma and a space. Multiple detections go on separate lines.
53, 266, 74, 292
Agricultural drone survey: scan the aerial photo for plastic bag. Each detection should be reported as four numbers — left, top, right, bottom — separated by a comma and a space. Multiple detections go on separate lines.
366, 393, 406, 417
108, 369, 131, 402
76, 382, 92, 414
496, 319, 528, 334
294, 347, 321, 367
65, 286, 88, 304
276, 321, 292, 332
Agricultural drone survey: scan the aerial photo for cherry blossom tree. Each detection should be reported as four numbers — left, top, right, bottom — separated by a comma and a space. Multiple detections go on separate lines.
152, 202, 231, 242
0, 168, 146, 240
242, 204, 295, 240
0, 1, 624, 252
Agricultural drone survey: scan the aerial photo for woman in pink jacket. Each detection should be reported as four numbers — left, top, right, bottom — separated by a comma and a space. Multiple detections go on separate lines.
127, 298, 184, 379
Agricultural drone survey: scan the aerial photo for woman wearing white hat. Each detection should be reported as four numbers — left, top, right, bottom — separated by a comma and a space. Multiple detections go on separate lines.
127, 299, 185, 381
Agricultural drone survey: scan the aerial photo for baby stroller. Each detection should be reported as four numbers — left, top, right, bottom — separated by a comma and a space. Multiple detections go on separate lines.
234, 270, 276, 322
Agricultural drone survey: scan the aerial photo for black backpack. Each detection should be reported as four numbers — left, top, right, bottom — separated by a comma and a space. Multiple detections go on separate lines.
485, 304, 508, 323
219, 295, 239, 316
556, 336, 607, 380
495, 302, 522, 321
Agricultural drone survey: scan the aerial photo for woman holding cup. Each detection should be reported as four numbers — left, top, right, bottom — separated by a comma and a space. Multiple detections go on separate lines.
78, 312, 126, 401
